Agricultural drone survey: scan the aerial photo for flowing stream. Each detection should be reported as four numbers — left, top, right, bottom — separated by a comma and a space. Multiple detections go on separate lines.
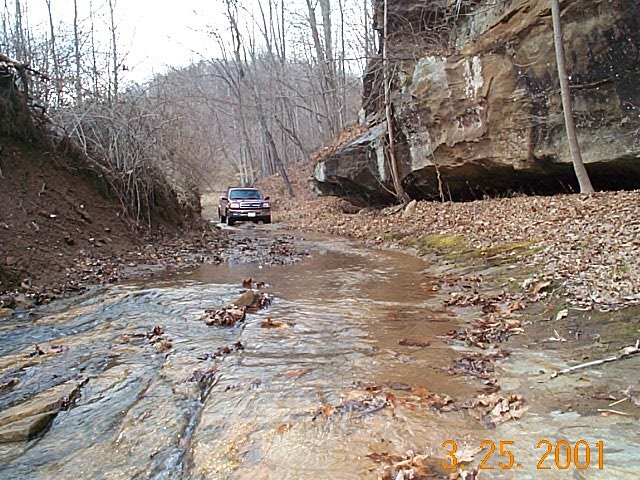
0, 228, 636, 479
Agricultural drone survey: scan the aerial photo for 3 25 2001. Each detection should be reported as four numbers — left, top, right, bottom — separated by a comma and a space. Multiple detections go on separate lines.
440, 439, 605, 471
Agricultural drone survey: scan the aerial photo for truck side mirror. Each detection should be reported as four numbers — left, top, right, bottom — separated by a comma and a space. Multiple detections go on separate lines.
264, 196, 270, 201
220, 196, 228, 201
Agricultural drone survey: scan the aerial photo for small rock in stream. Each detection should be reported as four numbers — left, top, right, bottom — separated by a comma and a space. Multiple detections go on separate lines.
0, 382, 81, 443
201, 290, 272, 326
398, 338, 431, 348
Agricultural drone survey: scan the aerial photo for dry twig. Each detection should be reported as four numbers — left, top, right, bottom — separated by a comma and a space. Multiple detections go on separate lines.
551, 340, 640, 379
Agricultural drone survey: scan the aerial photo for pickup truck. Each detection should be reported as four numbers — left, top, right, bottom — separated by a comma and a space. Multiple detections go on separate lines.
218, 187, 271, 226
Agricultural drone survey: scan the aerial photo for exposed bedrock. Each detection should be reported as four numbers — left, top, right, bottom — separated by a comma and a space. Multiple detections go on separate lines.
314, 0, 640, 202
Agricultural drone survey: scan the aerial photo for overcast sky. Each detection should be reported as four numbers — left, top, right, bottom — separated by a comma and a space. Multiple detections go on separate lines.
113, 1, 221, 80
22, 0, 226, 82
12, 0, 366, 84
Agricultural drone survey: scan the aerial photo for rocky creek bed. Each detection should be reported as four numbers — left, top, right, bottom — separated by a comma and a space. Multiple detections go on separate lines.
0, 223, 638, 479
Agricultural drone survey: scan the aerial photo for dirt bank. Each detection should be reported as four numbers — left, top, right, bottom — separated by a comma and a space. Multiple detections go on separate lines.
0, 138, 228, 309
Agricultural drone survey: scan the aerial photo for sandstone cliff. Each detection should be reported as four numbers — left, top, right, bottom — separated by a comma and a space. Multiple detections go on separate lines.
314, 0, 640, 202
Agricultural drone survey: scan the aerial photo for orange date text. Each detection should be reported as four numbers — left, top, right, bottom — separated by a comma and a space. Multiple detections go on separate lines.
440, 439, 604, 471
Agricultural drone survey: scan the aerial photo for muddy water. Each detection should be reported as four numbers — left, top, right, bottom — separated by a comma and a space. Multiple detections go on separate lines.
0, 228, 638, 479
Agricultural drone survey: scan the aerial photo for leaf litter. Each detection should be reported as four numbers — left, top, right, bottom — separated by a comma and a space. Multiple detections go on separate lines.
199, 289, 273, 326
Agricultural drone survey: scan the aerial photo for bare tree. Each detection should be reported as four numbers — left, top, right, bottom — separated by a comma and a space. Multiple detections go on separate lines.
550, 0, 594, 193
1, 0, 365, 203
382, 0, 410, 203
73, 0, 83, 106
108, 0, 119, 102
14, 0, 26, 60
44, 0, 63, 105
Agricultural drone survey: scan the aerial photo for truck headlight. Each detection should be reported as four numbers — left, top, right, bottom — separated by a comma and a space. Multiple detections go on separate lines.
262, 202, 270, 208
230, 202, 240, 208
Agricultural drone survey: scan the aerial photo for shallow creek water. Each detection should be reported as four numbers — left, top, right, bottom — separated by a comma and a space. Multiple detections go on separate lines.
0, 227, 637, 479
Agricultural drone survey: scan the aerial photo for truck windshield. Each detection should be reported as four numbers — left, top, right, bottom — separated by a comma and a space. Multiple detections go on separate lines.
229, 189, 263, 200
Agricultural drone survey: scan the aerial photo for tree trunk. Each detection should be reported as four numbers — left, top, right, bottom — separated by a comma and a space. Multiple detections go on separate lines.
108, 0, 119, 102
14, 0, 26, 60
45, 0, 63, 106
382, 0, 410, 204
73, 0, 83, 106
550, 0, 594, 193
89, 1, 99, 98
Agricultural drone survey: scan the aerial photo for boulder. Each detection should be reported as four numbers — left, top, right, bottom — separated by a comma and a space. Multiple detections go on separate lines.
0, 412, 57, 443
315, 0, 640, 202
0, 382, 80, 443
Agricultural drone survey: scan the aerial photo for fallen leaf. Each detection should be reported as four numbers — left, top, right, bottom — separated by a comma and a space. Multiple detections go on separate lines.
284, 367, 311, 379
621, 386, 640, 407
260, 317, 290, 329
276, 423, 292, 434
531, 280, 552, 295
465, 393, 528, 425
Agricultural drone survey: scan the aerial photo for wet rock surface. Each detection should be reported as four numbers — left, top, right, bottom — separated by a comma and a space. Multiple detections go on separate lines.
0, 382, 81, 443
0, 228, 637, 479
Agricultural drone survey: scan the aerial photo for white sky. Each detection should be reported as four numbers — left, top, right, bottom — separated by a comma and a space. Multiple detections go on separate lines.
112, 1, 222, 81
11, 0, 367, 84
20, 0, 228, 82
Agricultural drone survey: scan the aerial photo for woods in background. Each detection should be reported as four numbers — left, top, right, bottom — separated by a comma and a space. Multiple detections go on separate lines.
0, 0, 371, 212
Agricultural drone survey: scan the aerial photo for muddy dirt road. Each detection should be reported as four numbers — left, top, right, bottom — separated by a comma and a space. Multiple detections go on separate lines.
0, 225, 637, 479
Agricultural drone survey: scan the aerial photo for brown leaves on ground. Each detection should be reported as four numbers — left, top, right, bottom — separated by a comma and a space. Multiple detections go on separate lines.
449, 468, 480, 480
198, 341, 244, 361
312, 395, 389, 421
0, 378, 19, 392
366, 451, 444, 480
464, 393, 528, 426
313, 383, 456, 423
28, 344, 46, 357
153, 338, 173, 352
397, 386, 455, 412
147, 325, 164, 338
201, 305, 246, 327
448, 350, 509, 383
445, 316, 524, 349
120, 325, 173, 351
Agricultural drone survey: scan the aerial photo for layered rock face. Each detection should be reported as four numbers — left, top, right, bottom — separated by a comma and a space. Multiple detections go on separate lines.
314, 0, 640, 202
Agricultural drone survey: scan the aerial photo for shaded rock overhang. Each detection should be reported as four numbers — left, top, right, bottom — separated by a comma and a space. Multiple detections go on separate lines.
314, 0, 640, 203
